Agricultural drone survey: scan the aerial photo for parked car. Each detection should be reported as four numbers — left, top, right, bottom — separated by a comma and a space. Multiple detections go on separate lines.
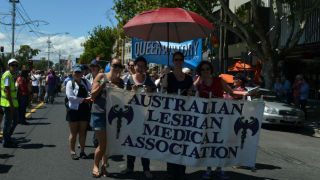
248, 88, 305, 126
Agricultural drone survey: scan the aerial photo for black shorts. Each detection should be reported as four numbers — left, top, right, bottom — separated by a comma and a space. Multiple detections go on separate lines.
32, 86, 39, 94
66, 103, 90, 122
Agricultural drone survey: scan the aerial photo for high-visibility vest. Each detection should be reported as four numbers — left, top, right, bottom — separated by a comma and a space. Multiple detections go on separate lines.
0, 71, 19, 108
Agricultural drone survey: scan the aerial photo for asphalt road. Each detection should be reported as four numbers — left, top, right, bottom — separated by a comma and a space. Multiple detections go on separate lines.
1, 96, 320, 180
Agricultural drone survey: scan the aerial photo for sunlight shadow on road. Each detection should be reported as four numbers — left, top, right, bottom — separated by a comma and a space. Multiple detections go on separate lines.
0, 154, 14, 159
262, 124, 315, 137
0, 164, 12, 173
19, 143, 56, 149
109, 155, 125, 162
26, 117, 48, 121
28, 122, 51, 125
189, 170, 279, 180
242, 163, 281, 170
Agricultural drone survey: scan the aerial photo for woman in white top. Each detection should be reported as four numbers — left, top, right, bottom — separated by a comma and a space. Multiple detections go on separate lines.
66, 65, 92, 160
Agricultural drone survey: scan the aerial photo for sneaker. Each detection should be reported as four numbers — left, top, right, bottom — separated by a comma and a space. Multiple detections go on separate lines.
202, 171, 213, 179
144, 171, 153, 179
79, 152, 88, 159
120, 168, 133, 175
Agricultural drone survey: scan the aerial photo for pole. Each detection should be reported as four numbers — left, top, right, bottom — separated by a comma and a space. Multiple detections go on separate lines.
10, 0, 19, 58
167, 23, 169, 66
121, 39, 125, 65
218, 5, 225, 73
58, 50, 61, 73
47, 36, 51, 69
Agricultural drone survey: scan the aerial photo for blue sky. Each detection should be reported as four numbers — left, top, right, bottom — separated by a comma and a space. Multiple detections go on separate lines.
0, 0, 116, 61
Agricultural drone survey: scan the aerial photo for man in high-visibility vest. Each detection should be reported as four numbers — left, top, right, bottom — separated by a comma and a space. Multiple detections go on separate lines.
1, 58, 19, 148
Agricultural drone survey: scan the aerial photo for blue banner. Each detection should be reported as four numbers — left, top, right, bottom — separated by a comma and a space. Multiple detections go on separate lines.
132, 38, 202, 69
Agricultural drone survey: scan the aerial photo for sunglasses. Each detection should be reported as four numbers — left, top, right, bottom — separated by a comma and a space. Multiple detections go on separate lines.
112, 64, 123, 69
128, 64, 134, 67
10, 64, 18, 67
201, 67, 211, 71
174, 58, 184, 62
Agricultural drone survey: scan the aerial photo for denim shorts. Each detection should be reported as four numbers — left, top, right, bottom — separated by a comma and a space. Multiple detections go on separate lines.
90, 113, 106, 131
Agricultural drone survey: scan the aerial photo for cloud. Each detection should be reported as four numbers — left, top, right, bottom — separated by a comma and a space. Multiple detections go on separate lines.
0, 32, 6, 40
22, 35, 86, 62
1, 33, 86, 63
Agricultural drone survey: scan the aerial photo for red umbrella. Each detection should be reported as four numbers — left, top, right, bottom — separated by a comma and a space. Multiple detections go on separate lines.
124, 8, 214, 43
124, 8, 213, 65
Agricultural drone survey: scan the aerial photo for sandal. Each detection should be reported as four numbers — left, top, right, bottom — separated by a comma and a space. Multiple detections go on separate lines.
92, 170, 101, 178
100, 166, 108, 177
70, 153, 79, 160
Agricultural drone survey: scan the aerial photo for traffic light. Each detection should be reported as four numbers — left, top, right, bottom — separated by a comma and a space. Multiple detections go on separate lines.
0, 46, 4, 52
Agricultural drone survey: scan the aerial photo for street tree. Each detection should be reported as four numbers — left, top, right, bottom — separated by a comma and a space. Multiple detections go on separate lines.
194, 0, 320, 87
80, 26, 117, 64
15, 45, 40, 69
113, 0, 320, 88
33, 59, 52, 71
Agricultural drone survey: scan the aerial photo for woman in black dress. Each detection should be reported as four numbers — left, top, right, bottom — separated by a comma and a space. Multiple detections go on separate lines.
161, 52, 193, 180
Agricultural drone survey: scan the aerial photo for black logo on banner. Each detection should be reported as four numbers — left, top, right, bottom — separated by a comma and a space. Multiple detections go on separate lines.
234, 117, 259, 149
108, 105, 134, 139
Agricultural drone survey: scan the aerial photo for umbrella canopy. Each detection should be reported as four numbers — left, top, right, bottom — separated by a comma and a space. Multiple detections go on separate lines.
228, 60, 254, 72
219, 73, 234, 84
124, 8, 214, 43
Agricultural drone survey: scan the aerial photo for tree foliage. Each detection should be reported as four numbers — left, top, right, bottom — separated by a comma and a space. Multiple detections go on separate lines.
113, 0, 215, 26
195, 0, 320, 87
113, 0, 320, 88
80, 26, 118, 64
33, 60, 53, 71
14, 45, 40, 68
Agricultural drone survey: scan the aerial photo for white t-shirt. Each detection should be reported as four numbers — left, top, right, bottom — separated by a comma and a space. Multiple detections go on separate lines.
31, 74, 41, 86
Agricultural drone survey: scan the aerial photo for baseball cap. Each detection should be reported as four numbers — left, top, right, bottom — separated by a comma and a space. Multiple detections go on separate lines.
72, 65, 83, 72
8, 58, 18, 65
90, 59, 100, 67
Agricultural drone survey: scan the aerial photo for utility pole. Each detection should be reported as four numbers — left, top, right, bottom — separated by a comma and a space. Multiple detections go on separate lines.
58, 49, 61, 73
10, 0, 19, 58
47, 36, 51, 69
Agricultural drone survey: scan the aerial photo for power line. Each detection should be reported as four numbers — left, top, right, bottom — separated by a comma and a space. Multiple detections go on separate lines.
18, 1, 42, 31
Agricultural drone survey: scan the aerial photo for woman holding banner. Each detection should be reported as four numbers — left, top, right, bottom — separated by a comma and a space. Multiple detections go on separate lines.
161, 51, 193, 180
121, 56, 155, 179
194, 61, 232, 179
90, 58, 124, 178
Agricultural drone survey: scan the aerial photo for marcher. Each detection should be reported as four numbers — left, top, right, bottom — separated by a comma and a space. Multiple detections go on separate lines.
1, 59, 20, 148
194, 61, 232, 179
38, 71, 46, 102
30, 69, 40, 103
161, 52, 193, 180
231, 74, 248, 100
90, 58, 124, 178
122, 60, 136, 84
0, 64, 4, 142
85, 59, 101, 148
273, 77, 284, 101
298, 75, 309, 119
45, 70, 57, 104
292, 74, 303, 106
16, 70, 31, 125
65, 65, 92, 160
281, 75, 292, 104
121, 56, 155, 179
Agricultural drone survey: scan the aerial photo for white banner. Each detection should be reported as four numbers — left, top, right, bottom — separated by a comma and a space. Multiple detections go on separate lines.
106, 88, 264, 167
